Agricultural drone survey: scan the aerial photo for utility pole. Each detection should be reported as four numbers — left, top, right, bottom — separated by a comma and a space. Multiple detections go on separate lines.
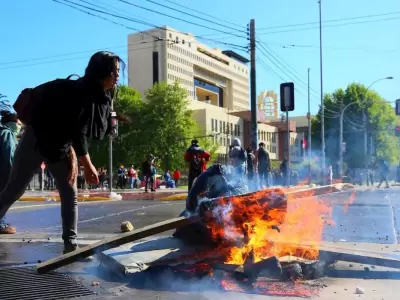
249, 19, 258, 151
318, 0, 326, 180
307, 68, 312, 184
363, 104, 368, 184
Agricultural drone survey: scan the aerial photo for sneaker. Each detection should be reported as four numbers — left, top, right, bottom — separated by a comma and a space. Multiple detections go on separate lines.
0, 224, 16, 234
63, 244, 78, 254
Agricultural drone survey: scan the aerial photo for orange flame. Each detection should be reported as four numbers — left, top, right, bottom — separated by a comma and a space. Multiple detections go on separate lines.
205, 187, 347, 265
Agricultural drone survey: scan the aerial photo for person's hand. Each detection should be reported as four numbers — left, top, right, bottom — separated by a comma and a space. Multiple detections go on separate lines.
84, 163, 99, 185
79, 155, 99, 185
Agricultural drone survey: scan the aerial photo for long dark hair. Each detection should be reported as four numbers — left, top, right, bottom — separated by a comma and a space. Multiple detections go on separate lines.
0, 110, 18, 124
84, 51, 125, 82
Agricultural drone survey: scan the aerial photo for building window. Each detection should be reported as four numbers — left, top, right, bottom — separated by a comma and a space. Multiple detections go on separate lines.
169, 33, 172, 38
220, 121, 222, 132
238, 125, 241, 136
230, 123, 233, 135
211, 118, 215, 131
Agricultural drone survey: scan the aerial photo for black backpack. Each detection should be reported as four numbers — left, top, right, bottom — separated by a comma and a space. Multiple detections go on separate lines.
190, 152, 203, 172
13, 74, 81, 125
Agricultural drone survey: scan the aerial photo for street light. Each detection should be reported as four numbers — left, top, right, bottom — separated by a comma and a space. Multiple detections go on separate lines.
338, 76, 394, 177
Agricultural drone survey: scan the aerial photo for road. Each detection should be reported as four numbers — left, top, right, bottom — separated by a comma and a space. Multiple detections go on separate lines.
1, 188, 400, 299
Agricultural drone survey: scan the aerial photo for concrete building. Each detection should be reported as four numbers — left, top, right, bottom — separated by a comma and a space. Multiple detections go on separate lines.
128, 26, 250, 112
127, 26, 304, 163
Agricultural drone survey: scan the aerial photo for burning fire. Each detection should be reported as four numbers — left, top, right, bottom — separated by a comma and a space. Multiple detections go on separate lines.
205, 187, 347, 265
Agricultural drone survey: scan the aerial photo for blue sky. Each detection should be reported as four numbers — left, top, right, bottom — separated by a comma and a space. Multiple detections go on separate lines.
1, 0, 399, 116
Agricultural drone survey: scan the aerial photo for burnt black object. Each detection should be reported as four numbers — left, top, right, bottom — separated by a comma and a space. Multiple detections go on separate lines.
186, 164, 227, 212
243, 255, 282, 280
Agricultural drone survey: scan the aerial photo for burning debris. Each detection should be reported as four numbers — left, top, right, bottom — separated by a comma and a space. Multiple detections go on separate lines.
168, 186, 335, 296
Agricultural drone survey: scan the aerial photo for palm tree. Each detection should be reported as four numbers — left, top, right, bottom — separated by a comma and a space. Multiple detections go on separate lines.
0, 94, 12, 112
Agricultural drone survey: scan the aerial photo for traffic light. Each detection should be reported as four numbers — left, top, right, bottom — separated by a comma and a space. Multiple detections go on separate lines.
396, 99, 400, 115
302, 139, 307, 149
110, 111, 118, 138
280, 82, 295, 112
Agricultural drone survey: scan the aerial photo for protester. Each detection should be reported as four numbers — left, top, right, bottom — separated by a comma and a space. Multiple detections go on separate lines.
128, 165, 138, 189
184, 139, 210, 192
228, 138, 247, 185
173, 169, 181, 187
0, 111, 22, 234
280, 158, 289, 187
116, 164, 126, 189
142, 154, 156, 192
257, 142, 271, 188
377, 159, 390, 189
246, 147, 256, 190
0, 51, 125, 253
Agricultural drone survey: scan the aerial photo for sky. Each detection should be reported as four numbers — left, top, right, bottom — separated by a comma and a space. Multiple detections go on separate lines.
1, 0, 399, 117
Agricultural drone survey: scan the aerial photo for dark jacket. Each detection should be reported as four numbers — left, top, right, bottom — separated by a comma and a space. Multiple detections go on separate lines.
30, 78, 111, 162
0, 125, 17, 180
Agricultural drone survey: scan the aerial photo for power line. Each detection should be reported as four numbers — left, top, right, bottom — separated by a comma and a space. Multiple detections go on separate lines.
52, 0, 247, 50
162, 0, 245, 30
0, 41, 174, 70
204, 13, 400, 39
142, 0, 246, 34
117, 0, 247, 39
257, 56, 308, 99
264, 42, 399, 54
258, 40, 320, 99
258, 11, 400, 31
258, 15, 400, 35
257, 43, 318, 100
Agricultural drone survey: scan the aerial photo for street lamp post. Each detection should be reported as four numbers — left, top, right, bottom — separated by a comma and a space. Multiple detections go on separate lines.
338, 77, 394, 177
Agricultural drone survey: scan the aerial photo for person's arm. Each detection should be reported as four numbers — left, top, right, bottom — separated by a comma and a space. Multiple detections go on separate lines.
203, 151, 211, 161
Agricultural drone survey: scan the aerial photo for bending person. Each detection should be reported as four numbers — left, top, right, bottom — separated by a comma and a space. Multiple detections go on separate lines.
0, 51, 124, 253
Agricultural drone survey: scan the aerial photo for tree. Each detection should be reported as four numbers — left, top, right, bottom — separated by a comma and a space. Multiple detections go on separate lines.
0, 94, 12, 112
141, 82, 196, 171
312, 83, 399, 170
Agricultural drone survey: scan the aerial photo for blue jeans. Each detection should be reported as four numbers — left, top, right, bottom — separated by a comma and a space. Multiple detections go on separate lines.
129, 177, 138, 189
0, 216, 8, 228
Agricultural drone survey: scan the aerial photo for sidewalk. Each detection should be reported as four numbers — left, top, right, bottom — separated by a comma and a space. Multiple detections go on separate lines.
19, 188, 188, 202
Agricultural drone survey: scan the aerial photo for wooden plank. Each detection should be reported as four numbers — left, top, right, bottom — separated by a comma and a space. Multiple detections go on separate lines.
36, 216, 200, 274
318, 245, 400, 269
283, 243, 400, 269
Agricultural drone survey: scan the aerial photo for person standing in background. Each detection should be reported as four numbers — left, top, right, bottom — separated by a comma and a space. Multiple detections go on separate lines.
184, 140, 210, 192
173, 169, 181, 187
0, 111, 22, 234
257, 142, 271, 188
246, 147, 256, 190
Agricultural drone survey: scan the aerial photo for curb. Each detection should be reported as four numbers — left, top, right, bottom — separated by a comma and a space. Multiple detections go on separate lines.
159, 193, 187, 201
19, 196, 115, 202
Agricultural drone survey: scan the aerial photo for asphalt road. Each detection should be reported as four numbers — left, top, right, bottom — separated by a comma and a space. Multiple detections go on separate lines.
1, 189, 400, 299
6, 200, 185, 236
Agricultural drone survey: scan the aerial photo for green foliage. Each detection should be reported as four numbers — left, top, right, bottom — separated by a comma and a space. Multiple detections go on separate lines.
312, 82, 399, 168
140, 82, 196, 171
89, 82, 200, 172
